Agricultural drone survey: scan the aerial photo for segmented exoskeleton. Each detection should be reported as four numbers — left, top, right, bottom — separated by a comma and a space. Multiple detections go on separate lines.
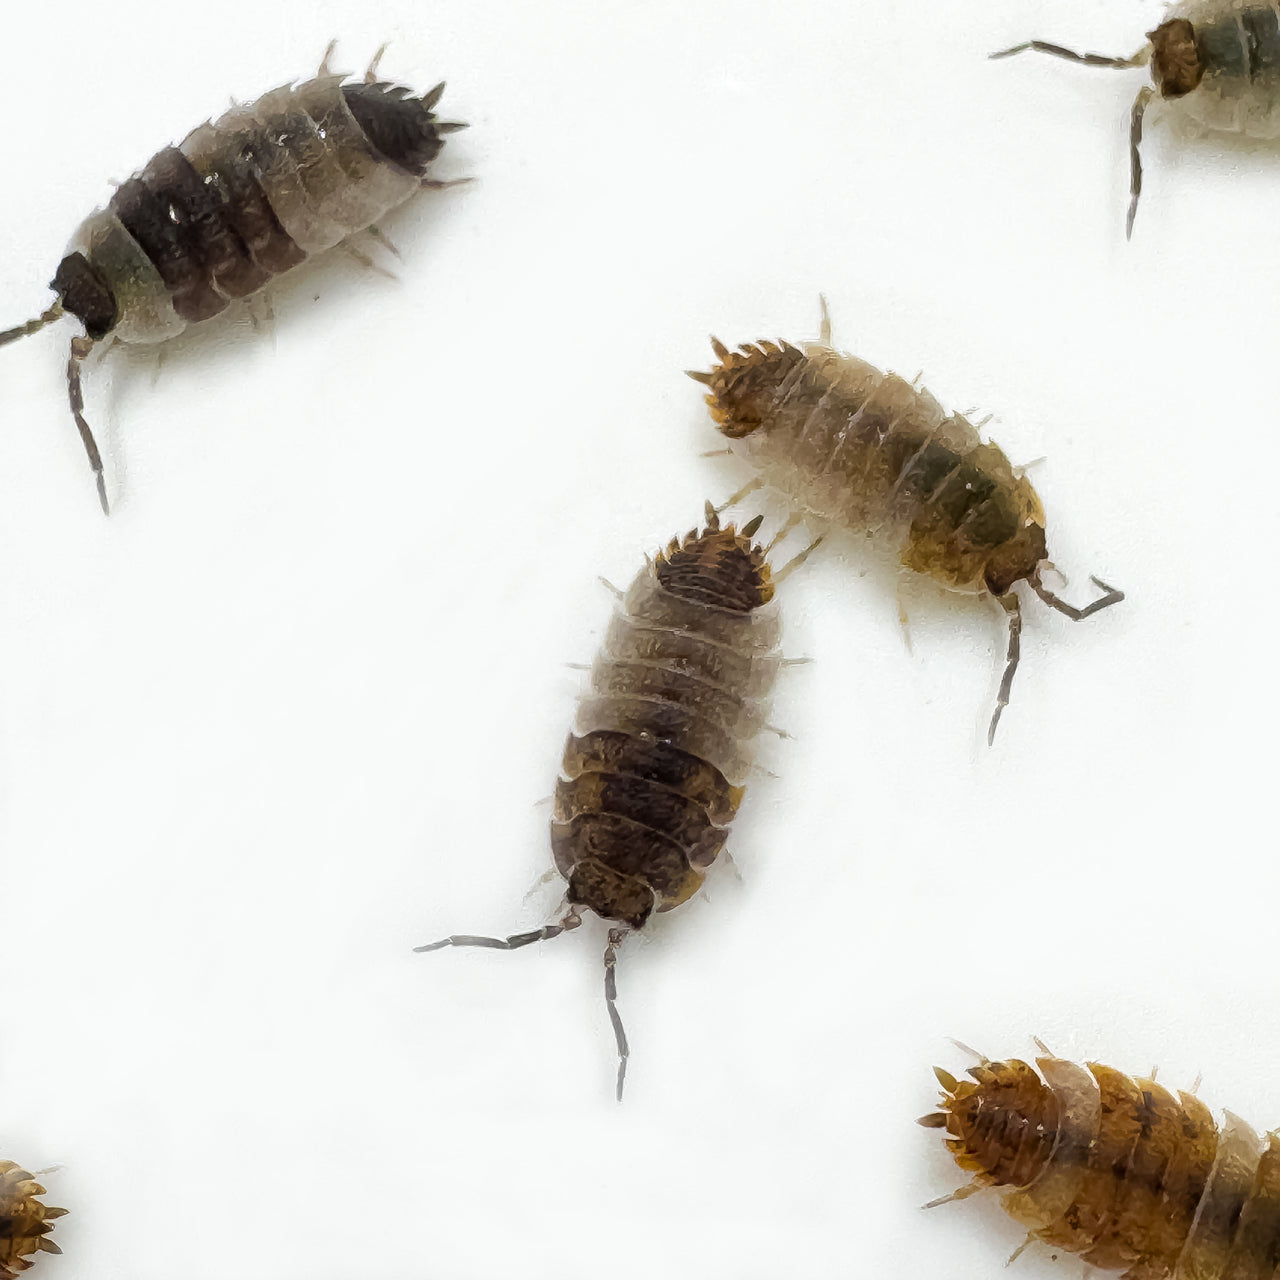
418, 505, 804, 1099
0, 1160, 65, 1278
0, 45, 465, 512
921, 1044, 1280, 1279
993, 2, 1280, 235
689, 303, 1123, 743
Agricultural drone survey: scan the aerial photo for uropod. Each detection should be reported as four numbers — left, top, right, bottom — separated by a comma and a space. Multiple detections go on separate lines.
0, 45, 466, 512
921, 1042, 1280, 1278
0, 1159, 65, 1278
418, 505, 812, 1099
993, 3, 1280, 235
690, 303, 1124, 742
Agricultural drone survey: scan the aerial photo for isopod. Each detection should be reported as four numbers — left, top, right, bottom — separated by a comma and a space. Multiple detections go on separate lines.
0, 1160, 65, 1278
417, 505, 808, 1099
0, 44, 465, 513
992, 3, 1280, 235
921, 1043, 1280, 1278
689, 302, 1123, 743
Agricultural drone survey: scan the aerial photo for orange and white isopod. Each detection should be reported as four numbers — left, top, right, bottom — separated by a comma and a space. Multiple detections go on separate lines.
921, 1043, 1280, 1277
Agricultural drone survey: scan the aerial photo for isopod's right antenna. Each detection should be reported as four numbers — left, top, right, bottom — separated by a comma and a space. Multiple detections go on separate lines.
603, 927, 630, 1102
414, 905, 582, 955
1030, 571, 1125, 622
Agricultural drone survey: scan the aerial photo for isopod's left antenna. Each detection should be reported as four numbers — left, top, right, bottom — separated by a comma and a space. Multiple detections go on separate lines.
0, 300, 63, 348
989, 592, 1022, 746
1127, 86, 1156, 238
67, 336, 110, 516
603, 927, 629, 1102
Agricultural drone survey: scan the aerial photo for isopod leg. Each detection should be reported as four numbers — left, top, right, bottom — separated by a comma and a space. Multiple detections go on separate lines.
1031, 573, 1124, 621
67, 335, 109, 516
818, 293, 833, 346
988, 592, 1022, 746
365, 43, 389, 84
1127, 86, 1156, 239
604, 927, 630, 1101
713, 477, 764, 516
317, 38, 338, 76
774, 536, 824, 583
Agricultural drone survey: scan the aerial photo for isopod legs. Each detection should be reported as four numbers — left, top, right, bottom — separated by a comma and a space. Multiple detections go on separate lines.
603, 927, 630, 1101
67, 335, 109, 516
988, 591, 1022, 746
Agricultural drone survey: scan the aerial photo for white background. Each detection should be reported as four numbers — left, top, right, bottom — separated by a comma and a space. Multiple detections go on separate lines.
0, 0, 1274, 1276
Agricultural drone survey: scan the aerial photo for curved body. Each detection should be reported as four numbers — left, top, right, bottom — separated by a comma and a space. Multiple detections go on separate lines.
0, 1160, 65, 1278
554, 518, 781, 929
923, 1050, 1280, 1278
700, 337, 1047, 597
1168, 1, 1280, 138
58, 74, 452, 344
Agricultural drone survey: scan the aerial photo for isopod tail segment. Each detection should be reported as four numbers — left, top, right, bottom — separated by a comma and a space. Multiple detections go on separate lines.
414, 907, 635, 1102
990, 25, 1204, 237
988, 570, 1124, 746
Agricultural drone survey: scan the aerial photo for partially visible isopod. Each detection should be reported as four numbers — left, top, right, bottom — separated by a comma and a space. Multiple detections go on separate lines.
920, 1043, 1280, 1278
689, 302, 1123, 742
992, 3, 1280, 235
0, 1160, 66, 1278
0, 44, 466, 512
417, 504, 809, 1099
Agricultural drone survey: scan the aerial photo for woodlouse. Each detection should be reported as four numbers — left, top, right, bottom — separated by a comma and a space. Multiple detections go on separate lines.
689, 303, 1123, 743
416, 505, 807, 1099
993, 3, 1280, 235
0, 1160, 65, 1278
0, 45, 465, 512
920, 1043, 1280, 1278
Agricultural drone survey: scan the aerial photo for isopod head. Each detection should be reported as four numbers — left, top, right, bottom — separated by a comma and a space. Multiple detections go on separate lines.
50, 253, 118, 340
1148, 19, 1204, 99
0, 1162, 66, 1278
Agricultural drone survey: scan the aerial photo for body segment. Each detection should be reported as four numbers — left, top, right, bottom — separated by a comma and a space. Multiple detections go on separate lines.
922, 1049, 1280, 1278
418, 508, 785, 1096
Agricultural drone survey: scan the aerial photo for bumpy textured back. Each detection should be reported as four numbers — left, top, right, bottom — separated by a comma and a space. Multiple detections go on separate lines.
62, 75, 453, 343
923, 1052, 1280, 1278
698, 338, 1048, 596
553, 520, 781, 928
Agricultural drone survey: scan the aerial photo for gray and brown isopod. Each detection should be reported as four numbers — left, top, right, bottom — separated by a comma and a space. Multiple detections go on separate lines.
417, 506, 810, 1099
691, 304, 1123, 742
0, 45, 465, 512
993, 2, 1280, 234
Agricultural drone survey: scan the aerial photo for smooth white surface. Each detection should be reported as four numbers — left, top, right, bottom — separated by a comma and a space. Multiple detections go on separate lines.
0, 0, 1273, 1277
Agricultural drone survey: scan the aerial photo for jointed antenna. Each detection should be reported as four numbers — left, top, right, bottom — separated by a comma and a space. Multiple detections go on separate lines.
603, 928, 630, 1101
990, 40, 1147, 71
0, 301, 64, 349
413, 907, 581, 954
1031, 572, 1125, 621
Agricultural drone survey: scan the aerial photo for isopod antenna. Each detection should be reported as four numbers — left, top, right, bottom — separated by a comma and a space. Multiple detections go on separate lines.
0, 301, 111, 514
990, 572, 1124, 746
990, 38, 1157, 237
415, 907, 634, 1101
